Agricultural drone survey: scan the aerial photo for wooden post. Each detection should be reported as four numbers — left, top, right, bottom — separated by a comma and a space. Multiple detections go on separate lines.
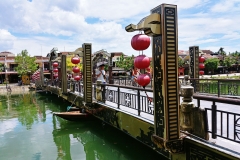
61, 55, 67, 94
83, 43, 92, 105
189, 46, 199, 92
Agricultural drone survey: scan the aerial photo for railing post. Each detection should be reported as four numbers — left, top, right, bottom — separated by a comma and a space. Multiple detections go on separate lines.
212, 101, 217, 139
72, 82, 75, 92
117, 86, 120, 109
96, 80, 102, 101
137, 89, 140, 116
197, 99, 200, 108
180, 80, 194, 132
102, 83, 106, 103
217, 80, 220, 97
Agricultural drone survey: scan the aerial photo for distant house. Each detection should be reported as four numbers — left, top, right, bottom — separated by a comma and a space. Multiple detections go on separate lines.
0, 51, 50, 83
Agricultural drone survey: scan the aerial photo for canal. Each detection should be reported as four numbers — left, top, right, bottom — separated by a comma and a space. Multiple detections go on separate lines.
0, 91, 167, 160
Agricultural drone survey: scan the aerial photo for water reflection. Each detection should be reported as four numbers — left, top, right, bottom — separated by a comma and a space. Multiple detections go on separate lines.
52, 116, 165, 160
0, 92, 165, 160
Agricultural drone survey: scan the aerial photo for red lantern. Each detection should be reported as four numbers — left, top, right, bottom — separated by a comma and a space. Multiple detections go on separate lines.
72, 66, 80, 73
53, 68, 58, 72
74, 75, 81, 81
199, 56, 205, 63
52, 62, 58, 68
199, 63, 205, 69
199, 70, 204, 75
134, 55, 150, 69
54, 74, 58, 77
131, 34, 150, 51
137, 74, 150, 87
71, 57, 80, 64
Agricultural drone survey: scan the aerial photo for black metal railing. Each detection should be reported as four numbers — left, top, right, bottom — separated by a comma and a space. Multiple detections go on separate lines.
66, 80, 84, 95
111, 76, 153, 88
94, 83, 154, 116
194, 94, 240, 143
180, 78, 240, 97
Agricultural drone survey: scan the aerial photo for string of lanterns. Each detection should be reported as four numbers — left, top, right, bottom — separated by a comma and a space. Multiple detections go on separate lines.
131, 33, 151, 87
199, 55, 205, 75
71, 56, 82, 81
52, 62, 59, 78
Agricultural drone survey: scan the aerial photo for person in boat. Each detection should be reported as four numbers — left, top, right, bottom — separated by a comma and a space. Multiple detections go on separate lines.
95, 64, 106, 83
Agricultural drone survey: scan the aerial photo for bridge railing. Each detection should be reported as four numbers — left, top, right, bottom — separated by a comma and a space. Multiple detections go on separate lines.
180, 77, 240, 97
93, 83, 154, 116
111, 76, 153, 88
194, 94, 240, 144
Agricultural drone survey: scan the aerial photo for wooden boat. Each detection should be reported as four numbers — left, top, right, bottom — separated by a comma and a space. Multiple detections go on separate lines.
53, 111, 91, 121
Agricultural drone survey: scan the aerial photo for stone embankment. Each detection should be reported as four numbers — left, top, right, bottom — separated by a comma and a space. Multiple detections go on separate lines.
0, 84, 30, 95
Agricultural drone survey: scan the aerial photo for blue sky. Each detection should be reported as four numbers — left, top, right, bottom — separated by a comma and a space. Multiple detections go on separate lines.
0, 0, 240, 57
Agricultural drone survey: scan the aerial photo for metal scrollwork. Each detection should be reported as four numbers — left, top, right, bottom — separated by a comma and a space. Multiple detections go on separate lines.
125, 93, 131, 107
235, 117, 240, 141
228, 83, 238, 96
165, 140, 184, 153
108, 90, 113, 102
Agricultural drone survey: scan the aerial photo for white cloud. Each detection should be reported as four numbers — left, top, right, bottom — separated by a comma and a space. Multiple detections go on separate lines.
0, 29, 15, 51
0, 118, 18, 136
0, 0, 239, 57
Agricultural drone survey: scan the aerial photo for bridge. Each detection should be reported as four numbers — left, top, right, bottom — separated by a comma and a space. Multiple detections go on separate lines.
34, 3, 240, 160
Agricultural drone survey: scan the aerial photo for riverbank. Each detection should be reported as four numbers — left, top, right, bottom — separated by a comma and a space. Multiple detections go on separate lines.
0, 84, 30, 95
179, 73, 240, 79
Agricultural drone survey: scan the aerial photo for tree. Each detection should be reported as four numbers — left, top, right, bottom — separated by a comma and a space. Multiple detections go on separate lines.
223, 56, 235, 68
178, 57, 184, 67
204, 58, 219, 74
218, 47, 226, 57
0, 63, 4, 72
115, 54, 134, 71
15, 50, 38, 76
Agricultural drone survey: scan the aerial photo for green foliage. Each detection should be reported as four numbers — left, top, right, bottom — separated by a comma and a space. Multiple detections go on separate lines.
204, 58, 219, 74
178, 57, 184, 67
115, 54, 134, 71
229, 51, 240, 64
218, 47, 226, 56
222, 56, 235, 67
14, 50, 38, 76
0, 63, 4, 72
66, 55, 82, 73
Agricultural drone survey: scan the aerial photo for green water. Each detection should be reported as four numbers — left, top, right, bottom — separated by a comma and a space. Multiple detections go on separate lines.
0, 92, 167, 160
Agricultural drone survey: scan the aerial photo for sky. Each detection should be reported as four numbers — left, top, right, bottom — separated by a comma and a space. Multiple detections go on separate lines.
0, 0, 240, 57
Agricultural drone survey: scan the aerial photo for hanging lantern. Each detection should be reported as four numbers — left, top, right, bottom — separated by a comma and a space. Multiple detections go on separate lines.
71, 56, 80, 64
199, 56, 205, 63
52, 62, 58, 68
137, 74, 150, 87
199, 70, 204, 75
53, 68, 58, 72
131, 34, 150, 51
199, 63, 205, 69
72, 66, 80, 73
134, 55, 150, 69
74, 75, 81, 81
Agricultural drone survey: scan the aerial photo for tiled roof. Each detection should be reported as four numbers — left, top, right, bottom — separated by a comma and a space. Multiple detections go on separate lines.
202, 50, 214, 55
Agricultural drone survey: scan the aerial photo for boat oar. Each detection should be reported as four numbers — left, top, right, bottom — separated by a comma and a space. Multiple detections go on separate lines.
67, 95, 78, 111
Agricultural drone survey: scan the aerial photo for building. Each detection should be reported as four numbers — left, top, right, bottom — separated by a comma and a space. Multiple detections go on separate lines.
0, 51, 50, 83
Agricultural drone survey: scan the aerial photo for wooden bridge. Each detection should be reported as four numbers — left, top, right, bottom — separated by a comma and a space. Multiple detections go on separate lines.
36, 3, 240, 160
